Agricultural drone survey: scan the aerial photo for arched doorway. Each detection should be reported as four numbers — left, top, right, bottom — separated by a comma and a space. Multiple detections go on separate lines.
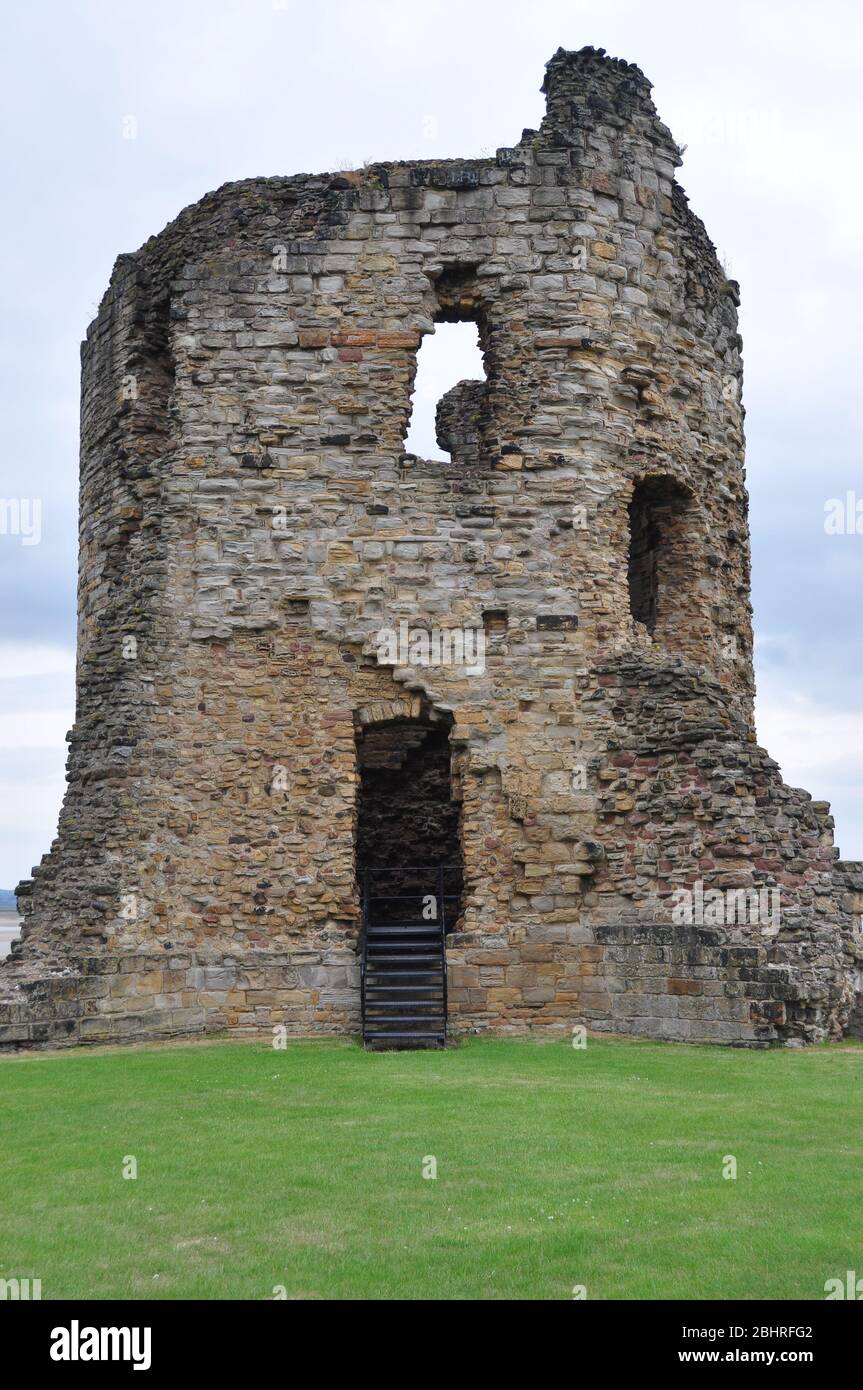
355, 715, 463, 1048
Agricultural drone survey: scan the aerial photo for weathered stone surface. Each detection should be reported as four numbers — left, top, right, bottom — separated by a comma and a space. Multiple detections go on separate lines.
0, 46, 860, 1050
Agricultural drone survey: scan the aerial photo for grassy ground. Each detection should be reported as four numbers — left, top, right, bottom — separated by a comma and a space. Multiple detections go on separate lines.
1, 1034, 861, 1300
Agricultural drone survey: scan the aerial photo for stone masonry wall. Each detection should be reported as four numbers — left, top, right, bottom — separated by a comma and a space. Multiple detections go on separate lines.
1, 46, 860, 1050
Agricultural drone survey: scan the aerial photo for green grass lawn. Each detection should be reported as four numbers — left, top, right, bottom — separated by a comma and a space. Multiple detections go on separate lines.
1, 1034, 861, 1300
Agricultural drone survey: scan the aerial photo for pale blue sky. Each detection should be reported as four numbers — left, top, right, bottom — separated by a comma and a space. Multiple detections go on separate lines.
1, 0, 861, 889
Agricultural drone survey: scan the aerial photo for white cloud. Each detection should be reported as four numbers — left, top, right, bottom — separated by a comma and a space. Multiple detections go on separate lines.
0, 779, 66, 833
756, 680, 863, 859
0, 710, 72, 749
0, 645, 74, 750
0, 647, 73, 880
757, 688, 863, 782
0, 644, 74, 678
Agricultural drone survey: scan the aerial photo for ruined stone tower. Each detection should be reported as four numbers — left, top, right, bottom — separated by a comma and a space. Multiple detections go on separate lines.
2, 46, 861, 1048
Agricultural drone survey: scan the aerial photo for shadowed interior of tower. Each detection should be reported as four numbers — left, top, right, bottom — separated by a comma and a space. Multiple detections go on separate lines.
627, 475, 695, 639
355, 720, 463, 926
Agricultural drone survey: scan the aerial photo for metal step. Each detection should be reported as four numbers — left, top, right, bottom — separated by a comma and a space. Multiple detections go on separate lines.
366, 938, 443, 946
366, 922, 443, 933
366, 1017, 444, 1024
365, 986, 443, 994
366, 986, 443, 995
365, 1028, 446, 1038
365, 953, 441, 965
364, 1006, 444, 1017
361, 886, 448, 1048
366, 976, 442, 982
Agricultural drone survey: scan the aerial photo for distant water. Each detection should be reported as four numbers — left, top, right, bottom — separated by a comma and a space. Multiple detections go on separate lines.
0, 910, 21, 959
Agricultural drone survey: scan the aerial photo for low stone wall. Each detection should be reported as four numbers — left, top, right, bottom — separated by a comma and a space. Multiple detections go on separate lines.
446, 922, 857, 1046
0, 948, 360, 1050
1, 914, 858, 1050
590, 925, 789, 1044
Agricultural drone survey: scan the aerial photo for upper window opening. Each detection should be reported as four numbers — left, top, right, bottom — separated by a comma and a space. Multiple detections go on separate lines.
404, 321, 486, 462
628, 476, 693, 637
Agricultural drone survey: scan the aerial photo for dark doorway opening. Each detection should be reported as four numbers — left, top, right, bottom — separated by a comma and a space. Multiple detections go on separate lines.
355, 719, 462, 925
355, 716, 463, 1049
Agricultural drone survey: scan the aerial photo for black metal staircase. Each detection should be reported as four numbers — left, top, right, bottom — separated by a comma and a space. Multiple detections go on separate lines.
360, 866, 457, 1049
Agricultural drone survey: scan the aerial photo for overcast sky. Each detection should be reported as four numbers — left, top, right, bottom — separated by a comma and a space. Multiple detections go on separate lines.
0, 0, 861, 892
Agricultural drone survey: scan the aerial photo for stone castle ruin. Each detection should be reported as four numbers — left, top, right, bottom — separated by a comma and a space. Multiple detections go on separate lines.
2, 46, 861, 1048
